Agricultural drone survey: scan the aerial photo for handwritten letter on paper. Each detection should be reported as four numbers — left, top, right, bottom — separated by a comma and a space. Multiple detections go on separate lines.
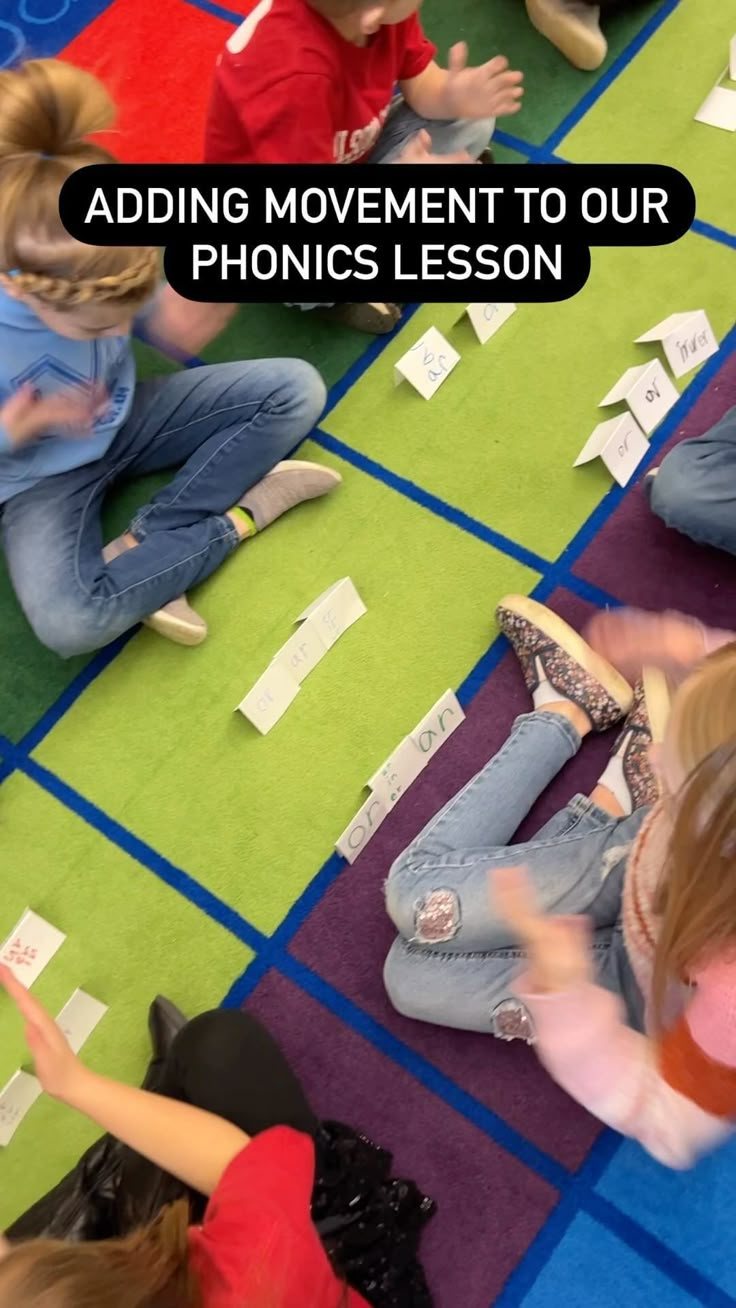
574, 413, 649, 487
0, 910, 66, 989
600, 360, 678, 436
336, 691, 466, 864
636, 312, 719, 380
394, 327, 460, 400
466, 303, 517, 345
0, 1071, 42, 1147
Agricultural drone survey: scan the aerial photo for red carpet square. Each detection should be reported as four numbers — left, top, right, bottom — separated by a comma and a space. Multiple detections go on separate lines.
60, 0, 233, 162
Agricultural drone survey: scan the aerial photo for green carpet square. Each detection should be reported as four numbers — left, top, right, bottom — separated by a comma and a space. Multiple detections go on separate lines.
322, 235, 735, 560
559, 0, 736, 236
200, 303, 371, 391
32, 440, 537, 935
0, 772, 252, 1227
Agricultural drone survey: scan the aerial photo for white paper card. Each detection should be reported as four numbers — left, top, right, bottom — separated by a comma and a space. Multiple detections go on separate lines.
277, 624, 328, 685
394, 327, 460, 400
466, 303, 517, 345
236, 658, 299, 734
0, 1071, 42, 1146
336, 792, 387, 865
410, 690, 465, 764
0, 910, 65, 989
600, 359, 678, 435
369, 737, 426, 810
574, 413, 649, 487
297, 578, 366, 652
636, 310, 718, 379
695, 84, 736, 132
730, 35, 736, 81
55, 989, 107, 1054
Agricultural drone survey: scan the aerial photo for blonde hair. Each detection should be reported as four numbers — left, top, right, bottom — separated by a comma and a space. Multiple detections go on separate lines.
0, 59, 158, 309
0, 1202, 201, 1308
653, 643, 736, 1022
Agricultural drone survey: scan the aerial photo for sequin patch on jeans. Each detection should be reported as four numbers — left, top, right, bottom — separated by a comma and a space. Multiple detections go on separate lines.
412, 889, 460, 944
491, 999, 536, 1044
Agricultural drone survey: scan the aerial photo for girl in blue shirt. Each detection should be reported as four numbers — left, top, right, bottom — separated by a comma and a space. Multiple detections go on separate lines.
0, 59, 336, 655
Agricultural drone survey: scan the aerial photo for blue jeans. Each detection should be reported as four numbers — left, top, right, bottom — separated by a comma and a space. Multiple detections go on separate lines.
291, 100, 496, 311
650, 405, 736, 558
2, 360, 326, 657
384, 710, 646, 1037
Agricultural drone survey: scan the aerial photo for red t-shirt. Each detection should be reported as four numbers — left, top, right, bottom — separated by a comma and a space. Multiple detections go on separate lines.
204, 0, 436, 164
188, 1127, 369, 1308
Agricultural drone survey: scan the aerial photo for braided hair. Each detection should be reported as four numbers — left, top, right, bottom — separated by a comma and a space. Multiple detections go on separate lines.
0, 59, 159, 310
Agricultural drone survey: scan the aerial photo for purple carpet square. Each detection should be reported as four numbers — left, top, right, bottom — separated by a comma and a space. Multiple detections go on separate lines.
291, 588, 611, 1170
575, 353, 736, 626
245, 968, 558, 1308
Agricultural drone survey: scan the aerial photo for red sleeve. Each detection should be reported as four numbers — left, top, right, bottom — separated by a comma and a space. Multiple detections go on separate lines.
205, 65, 336, 164
205, 1126, 315, 1231
397, 13, 437, 83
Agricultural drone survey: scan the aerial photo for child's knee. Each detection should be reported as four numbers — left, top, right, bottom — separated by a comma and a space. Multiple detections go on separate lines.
27, 599, 103, 659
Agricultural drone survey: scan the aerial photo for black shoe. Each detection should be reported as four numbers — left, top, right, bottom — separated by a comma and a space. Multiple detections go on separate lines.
478, 147, 495, 164
7, 997, 188, 1243
149, 995, 187, 1062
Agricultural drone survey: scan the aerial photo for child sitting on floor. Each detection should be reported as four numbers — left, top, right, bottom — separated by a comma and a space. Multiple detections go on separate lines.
0, 59, 338, 657
384, 596, 736, 1168
205, 0, 524, 333
0, 979, 435, 1307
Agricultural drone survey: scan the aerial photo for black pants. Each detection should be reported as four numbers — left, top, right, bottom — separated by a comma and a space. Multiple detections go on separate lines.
10, 1010, 435, 1307
118, 1009, 319, 1224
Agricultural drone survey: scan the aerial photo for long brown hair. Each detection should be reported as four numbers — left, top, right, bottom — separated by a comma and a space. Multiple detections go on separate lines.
652, 643, 736, 1023
0, 1201, 200, 1308
0, 58, 158, 307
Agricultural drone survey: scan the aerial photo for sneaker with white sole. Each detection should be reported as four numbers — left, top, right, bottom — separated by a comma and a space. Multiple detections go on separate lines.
496, 594, 634, 731
598, 667, 672, 811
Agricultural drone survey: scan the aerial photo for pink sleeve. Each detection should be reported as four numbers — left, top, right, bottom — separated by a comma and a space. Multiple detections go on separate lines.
516, 975, 731, 1169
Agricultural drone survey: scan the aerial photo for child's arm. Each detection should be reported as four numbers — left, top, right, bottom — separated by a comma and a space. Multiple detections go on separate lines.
136, 285, 236, 358
400, 42, 523, 122
494, 869, 736, 1169
0, 965, 250, 1198
585, 608, 735, 683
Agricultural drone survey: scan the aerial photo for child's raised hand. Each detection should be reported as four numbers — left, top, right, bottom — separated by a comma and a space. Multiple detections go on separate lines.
1, 382, 108, 449
445, 43, 524, 121
492, 867, 592, 993
585, 608, 708, 680
0, 964, 82, 1102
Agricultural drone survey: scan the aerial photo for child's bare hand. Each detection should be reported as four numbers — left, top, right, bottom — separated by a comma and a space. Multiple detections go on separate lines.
2, 382, 108, 449
492, 867, 592, 993
585, 608, 708, 680
0, 964, 82, 1102
446, 44, 524, 120
397, 128, 476, 165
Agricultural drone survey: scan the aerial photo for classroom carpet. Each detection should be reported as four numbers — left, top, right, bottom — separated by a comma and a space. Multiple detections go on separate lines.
1, 0, 735, 1303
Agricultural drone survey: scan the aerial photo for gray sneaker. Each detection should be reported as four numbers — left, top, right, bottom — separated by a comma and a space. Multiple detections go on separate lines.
240, 459, 342, 531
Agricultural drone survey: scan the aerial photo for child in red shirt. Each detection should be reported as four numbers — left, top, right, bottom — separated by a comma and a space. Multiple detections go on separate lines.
205, 0, 524, 332
0, 974, 434, 1307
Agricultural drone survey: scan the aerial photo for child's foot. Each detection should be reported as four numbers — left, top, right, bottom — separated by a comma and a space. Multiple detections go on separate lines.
496, 594, 634, 731
525, 0, 607, 70
103, 536, 208, 647
239, 459, 341, 530
315, 303, 402, 334
478, 147, 495, 165
595, 668, 671, 813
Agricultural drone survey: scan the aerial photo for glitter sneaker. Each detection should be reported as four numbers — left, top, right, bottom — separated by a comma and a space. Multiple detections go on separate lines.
604, 667, 672, 811
496, 594, 634, 731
